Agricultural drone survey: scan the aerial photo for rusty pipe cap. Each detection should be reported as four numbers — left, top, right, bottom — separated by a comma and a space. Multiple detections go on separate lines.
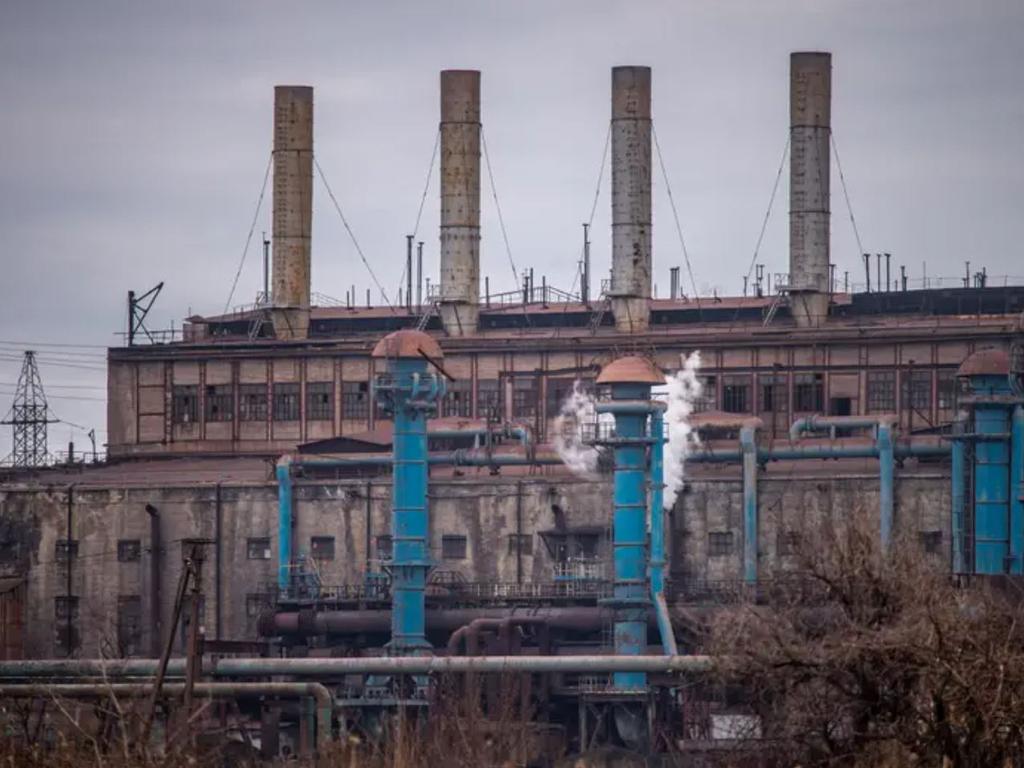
371, 329, 443, 360
596, 355, 664, 386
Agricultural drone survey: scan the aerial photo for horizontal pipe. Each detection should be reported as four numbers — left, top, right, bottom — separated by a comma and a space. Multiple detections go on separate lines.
687, 442, 950, 464
789, 413, 896, 441
292, 451, 562, 469
0, 656, 713, 678
0, 682, 331, 752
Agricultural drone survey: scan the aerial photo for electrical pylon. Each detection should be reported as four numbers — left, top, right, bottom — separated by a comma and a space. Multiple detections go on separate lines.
1, 351, 57, 467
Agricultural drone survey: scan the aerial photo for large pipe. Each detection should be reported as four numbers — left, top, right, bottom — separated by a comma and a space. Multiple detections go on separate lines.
1011, 406, 1024, 575
685, 441, 949, 463
439, 70, 481, 336
271, 85, 314, 340
951, 415, 967, 574
0, 655, 713, 678
648, 408, 677, 655
610, 66, 652, 333
276, 457, 293, 592
789, 413, 896, 441
740, 424, 759, 583
0, 682, 331, 753
788, 52, 831, 328
878, 422, 894, 549
446, 617, 547, 656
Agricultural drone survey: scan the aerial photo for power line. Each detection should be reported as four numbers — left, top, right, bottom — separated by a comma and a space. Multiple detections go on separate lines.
313, 157, 395, 311
0, 340, 108, 349
652, 123, 700, 310
396, 129, 442, 304
830, 132, 865, 259
224, 152, 273, 313
743, 137, 790, 287
481, 127, 519, 286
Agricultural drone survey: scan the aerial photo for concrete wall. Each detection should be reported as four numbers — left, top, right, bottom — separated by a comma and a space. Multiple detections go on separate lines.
0, 464, 951, 658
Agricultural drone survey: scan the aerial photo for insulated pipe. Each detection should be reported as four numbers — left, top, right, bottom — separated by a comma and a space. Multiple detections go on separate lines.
648, 407, 677, 656
271, 85, 314, 340
446, 617, 547, 656
0, 682, 332, 753
0, 656, 713, 678
789, 414, 897, 441
1011, 406, 1024, 575
610, 66, 653, 333
276, 457, 293, 592
439, 70, 481, 336
878, 422, 895, 549
789, 52, 831, 328
740, 424, 759, 582
684, 441, 949, 463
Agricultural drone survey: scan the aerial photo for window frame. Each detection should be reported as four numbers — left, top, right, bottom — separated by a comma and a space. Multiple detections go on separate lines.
793, 373, 824, 412
239, 384, 268, 422
204, 384, 234, 423
722, 375, 752, 414
866, 370, 897, 413
440, 534, 468, 560
246, 537, 271, 560
272, 382, 301, 422
117, 539, 141, 563
708, 531, 734, 557
306, 381, 334, 422
341, 381, 370, 421
172, 385, 199, 424
310, 536, 336, 561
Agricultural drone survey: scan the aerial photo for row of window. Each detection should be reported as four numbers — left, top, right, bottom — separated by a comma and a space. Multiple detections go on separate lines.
246, 534, 534, 561
172, 382, 369, 425
695, 370, 958, 416
708, 529, 945, 557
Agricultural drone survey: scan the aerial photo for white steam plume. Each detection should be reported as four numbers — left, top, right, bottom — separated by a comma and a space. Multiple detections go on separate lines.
661, 351, 702, 510
553, 380, 600, 476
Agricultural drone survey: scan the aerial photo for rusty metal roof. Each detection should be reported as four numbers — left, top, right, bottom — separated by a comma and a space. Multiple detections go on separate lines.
371, 329, 443, 360
596, 356, 665, 385
957, 347, 1009, 377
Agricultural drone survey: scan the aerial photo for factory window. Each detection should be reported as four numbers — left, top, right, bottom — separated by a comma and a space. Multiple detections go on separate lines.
512, 377, 539, 419
760, 374, 787, 413
246, 537, 271, 560
117, 595, 143, 657
239, 384, 268, 421
273, 383, 300, 421
722, 375, 752, 414
694, 376, 717, 413
55, 539, 78, 562
866, 371, 896, 413
777, 531, 801, 557
204, 385, 233, 422
937, 370, 957, 410
708, 531, 734, 557
117, 539, 141, 563
376, 535, 393, 561
306, 382, 333, 421
507, 534, 533, 556
245, 593, 269, 618
443, 379, 473, 418
902, 370, 932, 413
920, 530, 943, 555
54, 596, 79, 622
310, 536, 335, 560
342, 381, 370, 420
793, 373, 824, 412
172, 385, 198, 424
441, 535, 467, 560
546, 378, 578, 420
477, 379, 501, 420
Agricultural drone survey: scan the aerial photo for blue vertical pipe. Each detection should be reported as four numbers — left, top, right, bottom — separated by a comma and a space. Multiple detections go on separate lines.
951, 418, 966, 574
608, 382, 650, 691
277, 458, 293, 593
1011, 406, 1024, 575
877, 423, 894, 550
740, 425, 758, 583
380, 360, 442, 654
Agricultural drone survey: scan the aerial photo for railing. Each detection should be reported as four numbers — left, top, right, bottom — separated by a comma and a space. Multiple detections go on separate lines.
553, 559, 605, 582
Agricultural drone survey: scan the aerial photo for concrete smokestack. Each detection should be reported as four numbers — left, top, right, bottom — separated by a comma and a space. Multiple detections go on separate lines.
439, 70, 481, 336
789, 52, 831, 327
610, 66, 652, 334
272, 85, 313, 340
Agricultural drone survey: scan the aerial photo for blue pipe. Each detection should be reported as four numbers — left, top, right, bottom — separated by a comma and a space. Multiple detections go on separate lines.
277, 458, 293, 593
606, 382, 651, 691
1011, 406, 1024, 575
684, 442, 950, 463
971, 374, 1014, 574
951, 417, 966, 574
878, 423, 894, 549
648, 407, 676, 656
740, 424, 758, 583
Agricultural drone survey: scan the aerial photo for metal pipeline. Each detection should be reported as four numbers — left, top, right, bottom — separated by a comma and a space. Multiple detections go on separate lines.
740, 423, 759, 583
686, 441, 949, 463
0, 682, 332, 753
446, 617, 548, 656
648, 407, 677, 656
878, 422, 894, 549
951, 415, 967, 574
789, 413, 897, 441
276, 457, 293, 592
0, 655, 713, 678
1011, 405, 1024, 575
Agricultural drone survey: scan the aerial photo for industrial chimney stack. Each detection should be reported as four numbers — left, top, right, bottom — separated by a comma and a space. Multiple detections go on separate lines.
270, 85, 314, 341
610, 66, 653, 333
439, 70, 481, 336
788, 52, 831, 327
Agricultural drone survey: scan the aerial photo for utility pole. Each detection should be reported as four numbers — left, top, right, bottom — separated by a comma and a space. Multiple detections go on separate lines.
2, 351, 56, 467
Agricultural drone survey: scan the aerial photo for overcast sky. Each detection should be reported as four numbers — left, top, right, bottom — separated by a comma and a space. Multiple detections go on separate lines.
0, 0, 1021, 459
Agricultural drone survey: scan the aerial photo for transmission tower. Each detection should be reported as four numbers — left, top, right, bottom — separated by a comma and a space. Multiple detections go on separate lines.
1, 351, 57, 467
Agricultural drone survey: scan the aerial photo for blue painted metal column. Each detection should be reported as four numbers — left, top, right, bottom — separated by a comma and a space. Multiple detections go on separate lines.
877, 423, 894, 550
740, 424, 759, 583
1011, 406, 1024, 575
951, 417, 967, 574
277, 457, 293, 592
970, 374, 1013, 574
372, 332, 445, 654
648, 406, 677, 656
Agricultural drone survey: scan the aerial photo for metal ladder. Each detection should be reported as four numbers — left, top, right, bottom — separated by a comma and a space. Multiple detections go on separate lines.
416, 301, 439, 332
762, 287, 788, 326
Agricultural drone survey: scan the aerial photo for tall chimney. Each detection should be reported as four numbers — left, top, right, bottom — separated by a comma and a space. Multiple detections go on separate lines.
271, 85, 314, 340
439, 70, 481, 336
789, 52, 831, 327
610, 66, 653, 333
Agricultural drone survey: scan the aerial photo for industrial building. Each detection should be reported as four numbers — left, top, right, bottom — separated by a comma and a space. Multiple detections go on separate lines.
1, 51, 1022, 756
